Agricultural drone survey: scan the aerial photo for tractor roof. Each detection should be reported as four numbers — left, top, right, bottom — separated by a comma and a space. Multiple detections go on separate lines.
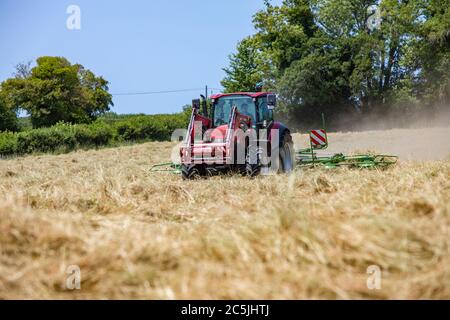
210, 92, 273, 100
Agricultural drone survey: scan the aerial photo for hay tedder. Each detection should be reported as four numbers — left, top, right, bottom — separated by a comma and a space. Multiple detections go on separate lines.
151, 92, 397, 179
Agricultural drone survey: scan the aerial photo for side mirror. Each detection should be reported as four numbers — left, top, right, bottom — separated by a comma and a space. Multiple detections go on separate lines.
192, 99, 200, 110
267, 94, 276, 109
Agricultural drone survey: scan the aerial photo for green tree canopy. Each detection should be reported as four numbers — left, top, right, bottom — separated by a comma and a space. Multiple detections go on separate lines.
1, 56, 113, 128
221, 37, 265, 92
221, 0, 317, 93
414, 0, 450, 108
222, 0, 450, 126
0, 95, 18, 132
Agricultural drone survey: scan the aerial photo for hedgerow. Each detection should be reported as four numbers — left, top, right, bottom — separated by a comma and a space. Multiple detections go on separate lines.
0, 112, 189, 157
0, 131, 18, 156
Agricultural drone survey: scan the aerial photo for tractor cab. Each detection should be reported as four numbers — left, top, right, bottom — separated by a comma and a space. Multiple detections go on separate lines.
204, 93, 276, 144
210, 93, 276, 129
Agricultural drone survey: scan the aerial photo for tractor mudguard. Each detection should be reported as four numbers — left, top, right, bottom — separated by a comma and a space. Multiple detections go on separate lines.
271, 121, 290, 147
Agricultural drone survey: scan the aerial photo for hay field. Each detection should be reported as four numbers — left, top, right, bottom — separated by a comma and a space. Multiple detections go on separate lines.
0, 128, 449, 299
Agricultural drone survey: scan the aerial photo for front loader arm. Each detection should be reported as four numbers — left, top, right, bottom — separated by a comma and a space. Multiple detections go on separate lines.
225, 106, 251, 145
185, 107, 211, 147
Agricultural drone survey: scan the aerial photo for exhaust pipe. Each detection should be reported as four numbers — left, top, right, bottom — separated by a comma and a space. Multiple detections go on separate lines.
200, 94, 208, 117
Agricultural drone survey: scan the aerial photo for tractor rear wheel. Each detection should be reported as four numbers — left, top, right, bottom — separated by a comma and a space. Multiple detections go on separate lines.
181, 164, 202, 180
279, 133, 295, 173
246, 146, 261, 177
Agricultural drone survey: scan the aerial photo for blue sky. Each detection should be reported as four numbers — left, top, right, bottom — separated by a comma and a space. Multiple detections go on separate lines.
0, 0, 280, 115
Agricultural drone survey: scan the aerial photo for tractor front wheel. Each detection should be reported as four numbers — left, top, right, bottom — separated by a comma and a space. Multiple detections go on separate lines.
246, 147, 261, 177
181, 164, 202, 180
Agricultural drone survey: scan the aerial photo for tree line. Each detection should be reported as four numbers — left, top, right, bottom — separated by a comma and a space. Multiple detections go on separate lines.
1, 1, 448, 133
0, 56, 191, 156
0, 112, 189, 157
221, 0, 449, 129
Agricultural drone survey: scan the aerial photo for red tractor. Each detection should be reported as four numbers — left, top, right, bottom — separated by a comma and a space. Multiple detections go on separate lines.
180, 92, 295, 179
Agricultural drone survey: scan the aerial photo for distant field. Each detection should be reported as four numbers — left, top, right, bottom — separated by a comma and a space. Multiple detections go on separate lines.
0, 127, 449, 299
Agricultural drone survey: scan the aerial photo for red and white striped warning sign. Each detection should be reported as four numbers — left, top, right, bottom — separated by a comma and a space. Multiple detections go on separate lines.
310, 129, 327, 147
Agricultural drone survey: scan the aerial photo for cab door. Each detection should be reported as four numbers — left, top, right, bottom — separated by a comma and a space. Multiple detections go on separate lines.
257, 96, 274, 131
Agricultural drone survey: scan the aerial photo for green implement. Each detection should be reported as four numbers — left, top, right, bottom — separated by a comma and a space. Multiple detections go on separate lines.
296, 149, 398, 169
150, 162, 182, 174
295, 113, 397, 169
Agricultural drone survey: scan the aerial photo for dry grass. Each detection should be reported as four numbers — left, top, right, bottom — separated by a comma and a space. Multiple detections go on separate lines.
0, 128, 449, 299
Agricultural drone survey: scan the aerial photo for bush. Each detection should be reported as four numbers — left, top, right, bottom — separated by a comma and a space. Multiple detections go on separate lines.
16, 123, 76, 154
113, 114, 189, 142
0, 132, 18, 156
13, 122, 116, 154
74, 122, 115, 147
0, 112, 189, 157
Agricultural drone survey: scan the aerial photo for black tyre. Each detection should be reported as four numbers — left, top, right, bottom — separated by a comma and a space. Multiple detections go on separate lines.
279, 133, 295, 174
205, 166, 219, 177
181, 164, 202, 180
246, 146, 261, 177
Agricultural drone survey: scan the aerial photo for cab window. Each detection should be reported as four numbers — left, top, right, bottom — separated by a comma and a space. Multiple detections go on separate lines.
213, 96, 256, 127
257, 97, 273, 122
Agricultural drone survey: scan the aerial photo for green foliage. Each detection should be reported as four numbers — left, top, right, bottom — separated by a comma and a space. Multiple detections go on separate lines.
17, 117, 33, 131
0, 131, 18, 156
277, 52, 353, 127
11, 122, 114, 154
222, 0, 316, 93
414, 0, 450, 107
221, 37, 265, 92
0, 96, 18, 132
114, 114, 188, 141
0, 112, 189, 157
222, 0, 450, 127
0, 56, 113, 128
253, 0, 315, 72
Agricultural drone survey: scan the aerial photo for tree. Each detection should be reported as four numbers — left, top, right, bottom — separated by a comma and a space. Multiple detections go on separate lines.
310, 0, 423, 112
414, 0, 450, 108
253, 0, 316, 73
222, 0, 317, 93
1, 56, 113, 128
221, 37, 265, 93
222, 0, 449, 126
277, 43, 354, 127
13, 61, 32, 79
0, 95, 18, 131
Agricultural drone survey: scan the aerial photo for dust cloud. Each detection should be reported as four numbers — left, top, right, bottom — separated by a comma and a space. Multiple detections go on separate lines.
293, 127, 450, 161
292, 106, 450, 161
